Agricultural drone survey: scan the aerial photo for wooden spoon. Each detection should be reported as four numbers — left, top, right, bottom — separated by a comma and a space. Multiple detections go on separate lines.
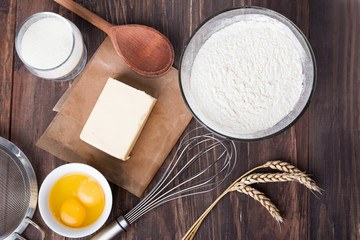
54, 0, 174, 76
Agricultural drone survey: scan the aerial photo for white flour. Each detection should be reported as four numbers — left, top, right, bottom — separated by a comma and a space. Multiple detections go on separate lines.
190, 20, 304, 134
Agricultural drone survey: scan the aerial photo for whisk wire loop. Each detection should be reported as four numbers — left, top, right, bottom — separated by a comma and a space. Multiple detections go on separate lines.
124, 127, 237, 224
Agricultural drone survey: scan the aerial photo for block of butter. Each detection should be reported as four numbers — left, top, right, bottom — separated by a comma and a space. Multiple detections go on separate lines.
80, 77, 157, 160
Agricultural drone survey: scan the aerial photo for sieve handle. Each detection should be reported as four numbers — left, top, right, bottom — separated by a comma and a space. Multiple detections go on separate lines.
13, 217, 45, 240
91, 216, 129, 240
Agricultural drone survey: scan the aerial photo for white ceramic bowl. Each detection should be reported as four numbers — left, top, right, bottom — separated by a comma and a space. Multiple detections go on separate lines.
38, 163, 112, 238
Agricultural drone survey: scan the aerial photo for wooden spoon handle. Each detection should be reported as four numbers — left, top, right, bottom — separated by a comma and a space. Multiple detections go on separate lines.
54, 0, 113, 34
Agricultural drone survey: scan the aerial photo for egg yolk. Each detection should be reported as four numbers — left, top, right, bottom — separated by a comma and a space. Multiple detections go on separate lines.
60, 198, 86, 227
78, 179, 104, 207
49, 174, 105, 228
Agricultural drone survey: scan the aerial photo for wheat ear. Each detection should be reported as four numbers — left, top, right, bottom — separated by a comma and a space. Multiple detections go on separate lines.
230, 184, 283, 223
263, 160, 303, 173
238, 172, 321, 193
262, 161, 321, 193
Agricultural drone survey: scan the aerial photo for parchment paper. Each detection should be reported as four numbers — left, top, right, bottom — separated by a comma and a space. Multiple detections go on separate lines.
37, 37, 192, 197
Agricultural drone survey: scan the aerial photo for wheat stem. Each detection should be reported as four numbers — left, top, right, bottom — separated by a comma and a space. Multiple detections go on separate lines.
181, 165, 266, 240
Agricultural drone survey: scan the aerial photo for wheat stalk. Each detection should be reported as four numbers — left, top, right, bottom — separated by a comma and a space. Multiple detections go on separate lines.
230, 184, 283, 223
182, 160, 321, 240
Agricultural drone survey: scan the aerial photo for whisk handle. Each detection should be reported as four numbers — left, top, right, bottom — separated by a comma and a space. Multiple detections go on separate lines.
91, 216, 130, 240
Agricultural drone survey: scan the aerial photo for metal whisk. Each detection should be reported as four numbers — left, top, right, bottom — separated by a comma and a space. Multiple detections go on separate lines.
92, 127, 237, 240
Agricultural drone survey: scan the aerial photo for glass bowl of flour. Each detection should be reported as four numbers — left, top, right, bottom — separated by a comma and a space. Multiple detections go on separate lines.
179, 6, 316, 141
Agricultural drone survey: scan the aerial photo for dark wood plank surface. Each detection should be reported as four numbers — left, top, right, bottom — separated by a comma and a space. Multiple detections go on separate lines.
0, 0, 16, 139
0, 0, 359, 239
309, 0, 360, 239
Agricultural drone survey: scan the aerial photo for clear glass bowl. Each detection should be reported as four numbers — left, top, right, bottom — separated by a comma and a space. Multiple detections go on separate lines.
15, 12, 87, 81
179, 6, 316, 141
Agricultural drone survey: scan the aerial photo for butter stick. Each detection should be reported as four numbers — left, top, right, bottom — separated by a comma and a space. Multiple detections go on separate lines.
80, 77, 157, 160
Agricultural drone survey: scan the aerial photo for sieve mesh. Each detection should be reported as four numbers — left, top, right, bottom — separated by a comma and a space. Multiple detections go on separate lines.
0, 146, 31, 239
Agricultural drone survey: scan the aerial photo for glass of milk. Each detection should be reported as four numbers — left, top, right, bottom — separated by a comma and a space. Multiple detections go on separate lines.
15, 12, 87, 81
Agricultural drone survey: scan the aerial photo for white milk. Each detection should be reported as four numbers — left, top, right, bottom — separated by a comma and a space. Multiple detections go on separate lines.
18, 13, 85, 80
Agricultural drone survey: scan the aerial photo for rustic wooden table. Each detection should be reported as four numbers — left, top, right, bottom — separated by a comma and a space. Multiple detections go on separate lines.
1, 0, 359, 239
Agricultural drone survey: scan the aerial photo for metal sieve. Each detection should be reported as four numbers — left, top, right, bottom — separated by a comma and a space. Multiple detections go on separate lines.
0, 137, 44, 240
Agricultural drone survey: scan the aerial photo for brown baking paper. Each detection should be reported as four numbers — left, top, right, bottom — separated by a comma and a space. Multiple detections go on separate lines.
37, 37, 192, 197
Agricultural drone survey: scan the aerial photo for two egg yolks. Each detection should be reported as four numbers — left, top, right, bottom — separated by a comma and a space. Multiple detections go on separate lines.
49, 174, 105, 228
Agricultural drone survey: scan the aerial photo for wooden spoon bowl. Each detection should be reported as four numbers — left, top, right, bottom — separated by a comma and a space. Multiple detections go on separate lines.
109, 25, 174, 76
54, 0, 174, 77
